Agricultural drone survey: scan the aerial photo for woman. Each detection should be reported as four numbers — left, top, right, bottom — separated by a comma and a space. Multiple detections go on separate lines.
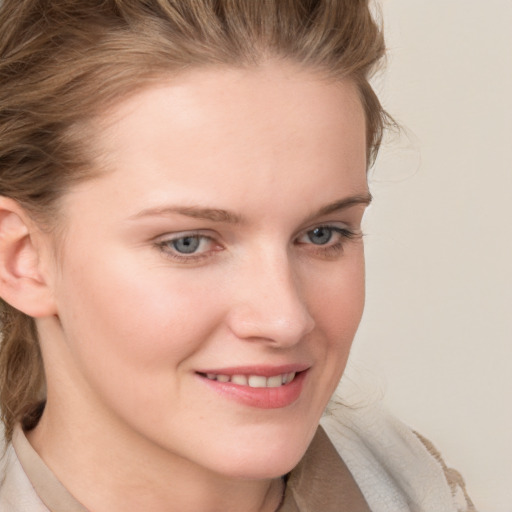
0, 1, 475, 511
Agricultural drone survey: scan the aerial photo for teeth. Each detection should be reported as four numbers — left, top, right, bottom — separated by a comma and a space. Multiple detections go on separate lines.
248, 375, 267, 388
267, 375, 283, 388
285, 372, 296, 384
231, 374, 248, 386
204, 372, 297, 387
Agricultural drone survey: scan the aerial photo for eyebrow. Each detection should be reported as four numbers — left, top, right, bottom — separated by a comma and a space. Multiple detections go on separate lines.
129, 205, 243, 224
129, 193, 372, 224
308, 193, 372, 220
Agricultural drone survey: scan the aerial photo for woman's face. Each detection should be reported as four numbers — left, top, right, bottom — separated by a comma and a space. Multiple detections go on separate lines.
43, 61, 369, 479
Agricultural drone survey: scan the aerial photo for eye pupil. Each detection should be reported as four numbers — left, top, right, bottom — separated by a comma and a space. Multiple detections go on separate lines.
172, 236, 201, 254
308, 227, 332, 245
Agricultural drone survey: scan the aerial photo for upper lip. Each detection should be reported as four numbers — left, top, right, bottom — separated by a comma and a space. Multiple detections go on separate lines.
195, 364, 310, 377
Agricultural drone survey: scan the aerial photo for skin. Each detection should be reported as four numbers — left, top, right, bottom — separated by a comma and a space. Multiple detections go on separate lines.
22, 60, 369, 512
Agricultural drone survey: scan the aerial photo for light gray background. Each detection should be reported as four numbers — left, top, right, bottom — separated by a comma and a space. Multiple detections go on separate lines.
349, 1, 511, 510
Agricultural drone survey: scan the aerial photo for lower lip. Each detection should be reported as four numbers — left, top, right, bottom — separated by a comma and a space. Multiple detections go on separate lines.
197, 371, 307, 409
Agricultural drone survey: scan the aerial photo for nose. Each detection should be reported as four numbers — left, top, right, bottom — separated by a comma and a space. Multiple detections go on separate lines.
226, 251, 315, 347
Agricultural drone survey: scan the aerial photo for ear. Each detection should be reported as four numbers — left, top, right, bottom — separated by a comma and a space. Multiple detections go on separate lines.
0, 197, 57, 317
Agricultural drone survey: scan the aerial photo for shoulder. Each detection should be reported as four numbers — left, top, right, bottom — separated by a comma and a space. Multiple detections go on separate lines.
412, 430, 476, 512
0, 442, 49, 512
320, 399, 477, 512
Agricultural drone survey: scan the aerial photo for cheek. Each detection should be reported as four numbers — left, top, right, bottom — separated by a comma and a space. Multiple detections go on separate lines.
309, 254, 366, 341
305, 251, 365, 395
53, 255, 230, 425
55, 246, 223, 379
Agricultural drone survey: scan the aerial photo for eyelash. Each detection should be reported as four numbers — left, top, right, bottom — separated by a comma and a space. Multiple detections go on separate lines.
295, 226, 360, 260
154, 233, 218, 263
154, 226, 360, 263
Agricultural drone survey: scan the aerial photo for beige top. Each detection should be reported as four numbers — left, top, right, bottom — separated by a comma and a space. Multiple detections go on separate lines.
0, 425, 371, 512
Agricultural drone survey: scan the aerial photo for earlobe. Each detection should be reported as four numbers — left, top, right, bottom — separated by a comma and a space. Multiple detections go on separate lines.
0, 197, 57, 318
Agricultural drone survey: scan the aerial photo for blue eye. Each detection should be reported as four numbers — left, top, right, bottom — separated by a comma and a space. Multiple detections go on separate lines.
171, 236, 202, 254
306, 227, 334, 245
156, 233, 215, 261
296, 225, 359, 258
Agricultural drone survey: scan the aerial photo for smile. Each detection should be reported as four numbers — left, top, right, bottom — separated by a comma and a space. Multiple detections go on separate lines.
196, 366, 308, 408
203, 372, 296, 388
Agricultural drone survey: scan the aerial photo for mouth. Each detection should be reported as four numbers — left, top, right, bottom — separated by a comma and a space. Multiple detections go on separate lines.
195, 366, 309, 409
198, 371, 297, 388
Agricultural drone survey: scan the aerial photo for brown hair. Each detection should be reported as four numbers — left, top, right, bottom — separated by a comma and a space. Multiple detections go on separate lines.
0, 0, 391, 441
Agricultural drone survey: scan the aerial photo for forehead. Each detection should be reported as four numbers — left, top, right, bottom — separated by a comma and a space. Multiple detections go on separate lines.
66, 61, 367, 223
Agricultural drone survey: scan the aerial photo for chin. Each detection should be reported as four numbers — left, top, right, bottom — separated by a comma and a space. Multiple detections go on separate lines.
208, 426, 317, 480
220, 453, 304, 481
